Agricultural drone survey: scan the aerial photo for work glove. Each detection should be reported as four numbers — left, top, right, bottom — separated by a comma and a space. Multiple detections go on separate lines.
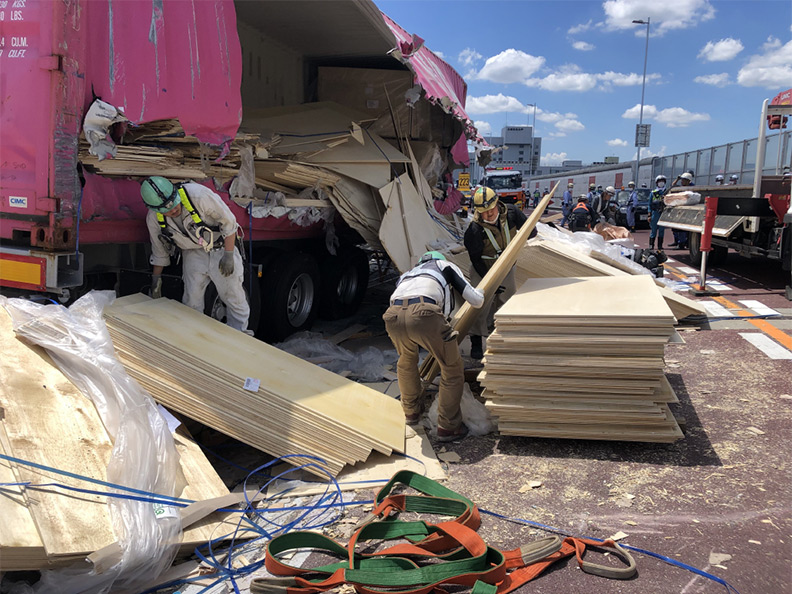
219, 250, 235, 277
151, 274, 162, 299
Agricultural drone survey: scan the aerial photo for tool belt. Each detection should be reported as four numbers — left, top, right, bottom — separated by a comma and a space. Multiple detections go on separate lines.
252, 471, 636, 594
392, 297, 437, 307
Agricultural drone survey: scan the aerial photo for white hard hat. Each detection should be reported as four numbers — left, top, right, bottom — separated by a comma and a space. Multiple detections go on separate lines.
655, 174, 667, 183
680, 172, 694, 182
628, 181, 635, 187
567, 182, 574, 187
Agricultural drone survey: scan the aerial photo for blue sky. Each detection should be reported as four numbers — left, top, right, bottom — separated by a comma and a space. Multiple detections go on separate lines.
377, 0, 792, 166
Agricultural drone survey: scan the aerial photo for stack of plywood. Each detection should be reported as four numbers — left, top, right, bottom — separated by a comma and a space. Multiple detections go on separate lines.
517, 238, 706, 321
480, 276, 684, 443
0, 308, 232, 571
103, 296, 405, 478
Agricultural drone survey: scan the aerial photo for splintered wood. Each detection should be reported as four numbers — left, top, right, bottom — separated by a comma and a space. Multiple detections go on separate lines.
103, 296, 405, 478
480, 276, 684, 443
0, 308, 231, 571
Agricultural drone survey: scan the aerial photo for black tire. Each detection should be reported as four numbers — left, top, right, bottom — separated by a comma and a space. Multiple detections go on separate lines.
688, 232, 728, 267
259, 251, 320, 342
319, 247, 370, 320
204, 264, 261, 334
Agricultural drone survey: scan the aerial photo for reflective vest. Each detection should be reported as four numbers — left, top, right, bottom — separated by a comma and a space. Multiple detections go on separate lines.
570, 202, 593, 230
396, 260, 454, 317
156, 187, 224, 252
473, 205, 517, 272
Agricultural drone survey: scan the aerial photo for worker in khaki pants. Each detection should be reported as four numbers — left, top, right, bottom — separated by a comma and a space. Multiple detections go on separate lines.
464, 187, 532, 360
383, 251, 484, 442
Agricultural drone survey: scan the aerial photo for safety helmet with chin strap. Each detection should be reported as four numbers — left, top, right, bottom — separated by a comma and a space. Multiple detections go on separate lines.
141, 176, 181, 213
419, 251, 447, 263
472, 187, 498, 212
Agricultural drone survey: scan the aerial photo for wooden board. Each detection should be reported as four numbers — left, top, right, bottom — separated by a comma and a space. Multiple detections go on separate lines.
104, 296, 405, 477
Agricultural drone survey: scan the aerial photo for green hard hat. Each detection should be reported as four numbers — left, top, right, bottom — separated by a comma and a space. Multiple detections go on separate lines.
419, 250, 446, 263
140, 176, 180, 213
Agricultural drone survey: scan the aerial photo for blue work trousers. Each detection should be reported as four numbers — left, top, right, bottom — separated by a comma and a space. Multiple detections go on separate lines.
649, 209, 665, 246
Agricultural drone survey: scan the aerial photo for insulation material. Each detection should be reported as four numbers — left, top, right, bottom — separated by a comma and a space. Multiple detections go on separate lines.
82, 99, 130, 160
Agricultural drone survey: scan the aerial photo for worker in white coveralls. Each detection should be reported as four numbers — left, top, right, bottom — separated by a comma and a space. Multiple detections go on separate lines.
464, 187, 533, 361
383, 251, 484, 442
140, 176, 250, 332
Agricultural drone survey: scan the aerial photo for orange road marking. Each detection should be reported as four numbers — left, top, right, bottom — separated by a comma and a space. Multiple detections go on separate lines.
713, 295, 792, 352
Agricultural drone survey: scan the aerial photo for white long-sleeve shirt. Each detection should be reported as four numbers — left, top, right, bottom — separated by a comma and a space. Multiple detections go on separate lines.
147, 182, 238, 267
390, 259, 484, 317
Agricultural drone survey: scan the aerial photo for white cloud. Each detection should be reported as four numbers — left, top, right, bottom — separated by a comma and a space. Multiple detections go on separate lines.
694, 73, 730, 87
698, 38, 743, 62
621, 103, 710, 127
432, 50, 446, 60
737, 39, 792, 89
556, 119, 585, 133
607, 138, 629, 147
543, 152, 569, 165
466, 94, 529, 114
603, 0, 716, 37
474, 49, 545, 84
536, 108, 580, 124
526, 65, 660, 92
634, 146, 667, 159
473, 120, 492, 136
458, 48, 482, 67
572, 41, 595, 51
568, 20, 593, 35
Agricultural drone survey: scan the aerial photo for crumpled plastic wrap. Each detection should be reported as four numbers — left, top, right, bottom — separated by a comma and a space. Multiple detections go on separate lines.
427, 383, 496, 436
0, 292, 185, 594
228, 144, 256, 199
82, 99, 129, 161
664, 191, 702, 206
535, 222, 651, 276
275, 331, 397, 383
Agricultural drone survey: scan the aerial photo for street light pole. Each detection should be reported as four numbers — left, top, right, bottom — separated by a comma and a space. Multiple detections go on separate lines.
526, 102, 537, 176
633, 17, 650, 185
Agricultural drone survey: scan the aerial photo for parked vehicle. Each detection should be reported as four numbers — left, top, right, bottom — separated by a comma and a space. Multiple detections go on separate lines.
614, 189, 650, 228
481, 168, 525, 206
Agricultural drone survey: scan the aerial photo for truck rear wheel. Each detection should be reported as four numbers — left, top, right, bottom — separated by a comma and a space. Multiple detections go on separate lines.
259, 251, 320, 342
319, 246, 369, 320
688, 232, 728, 267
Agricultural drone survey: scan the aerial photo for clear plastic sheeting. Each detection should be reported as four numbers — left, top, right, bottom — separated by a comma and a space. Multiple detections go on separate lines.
0, 292, 184, 594
534, 222, 650, 277
275, 331, 397, 383
427, 383, 496, 436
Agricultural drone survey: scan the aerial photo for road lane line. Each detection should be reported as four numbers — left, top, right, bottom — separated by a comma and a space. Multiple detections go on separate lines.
702, 300, 732, 318
739, 333, 792, 360
738, 300, 781, 317
714, 295, 792, 351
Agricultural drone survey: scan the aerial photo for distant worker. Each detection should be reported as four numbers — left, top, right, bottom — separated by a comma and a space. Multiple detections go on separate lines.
729, 174, 739, 185
587, 183, 597, 204
464, 187, 531, 361
626, 181, 639, 231
714, 174, 725, 185
383, 251, 484, 442
569, 195, 600, 232
669, 171, 693, 249
561, 182, 574, 227
141, 176, 250, 332
599, 186, 617, 224
533, 189, 541, 207
649, 174, 668, 250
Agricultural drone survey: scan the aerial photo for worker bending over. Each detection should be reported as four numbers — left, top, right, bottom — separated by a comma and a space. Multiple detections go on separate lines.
140, 176, 250, 332
569, 195, 600, 232
383, 251, 484, 442
464, 187, 532, 360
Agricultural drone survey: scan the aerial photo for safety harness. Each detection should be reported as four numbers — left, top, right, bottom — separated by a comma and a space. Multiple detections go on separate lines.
157, 187, 225, 252
252, 471, 636, 594
396, 261, 454, 317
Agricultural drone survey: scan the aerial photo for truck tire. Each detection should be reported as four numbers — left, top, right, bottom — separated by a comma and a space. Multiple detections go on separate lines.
319, 246, 370, 320
688, 232, 728, 267
204, 264, 261, 334
259, 251, 320, 342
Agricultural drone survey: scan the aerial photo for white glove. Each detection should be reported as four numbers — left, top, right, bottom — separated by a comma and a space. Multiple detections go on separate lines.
219, 250, 235, 277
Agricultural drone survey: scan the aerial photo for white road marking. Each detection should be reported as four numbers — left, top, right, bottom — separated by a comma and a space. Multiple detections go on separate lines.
679, 266, 699, 274
706, 281, 732, 291
702, 300, 733, 318
739, 300, 781, 317
739, 333, 792, 360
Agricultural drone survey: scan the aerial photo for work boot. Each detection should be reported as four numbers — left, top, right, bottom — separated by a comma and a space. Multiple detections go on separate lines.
469, 335, 483, 360
436, 423, 469, 442
649, 237, 655, 249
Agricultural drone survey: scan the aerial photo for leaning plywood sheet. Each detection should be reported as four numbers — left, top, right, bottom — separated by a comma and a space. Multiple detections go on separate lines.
379, 174, 453, 272
104, 297, 405, 477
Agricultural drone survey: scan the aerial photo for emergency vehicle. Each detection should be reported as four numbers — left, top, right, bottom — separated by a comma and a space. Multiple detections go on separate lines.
480, 168, 526, 206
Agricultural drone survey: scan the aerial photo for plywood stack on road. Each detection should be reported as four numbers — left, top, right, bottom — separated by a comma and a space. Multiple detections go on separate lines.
103, 296, 405, 478
0, 308, 232, 571
517, 238, 706, 321
480, 276, 684, 443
